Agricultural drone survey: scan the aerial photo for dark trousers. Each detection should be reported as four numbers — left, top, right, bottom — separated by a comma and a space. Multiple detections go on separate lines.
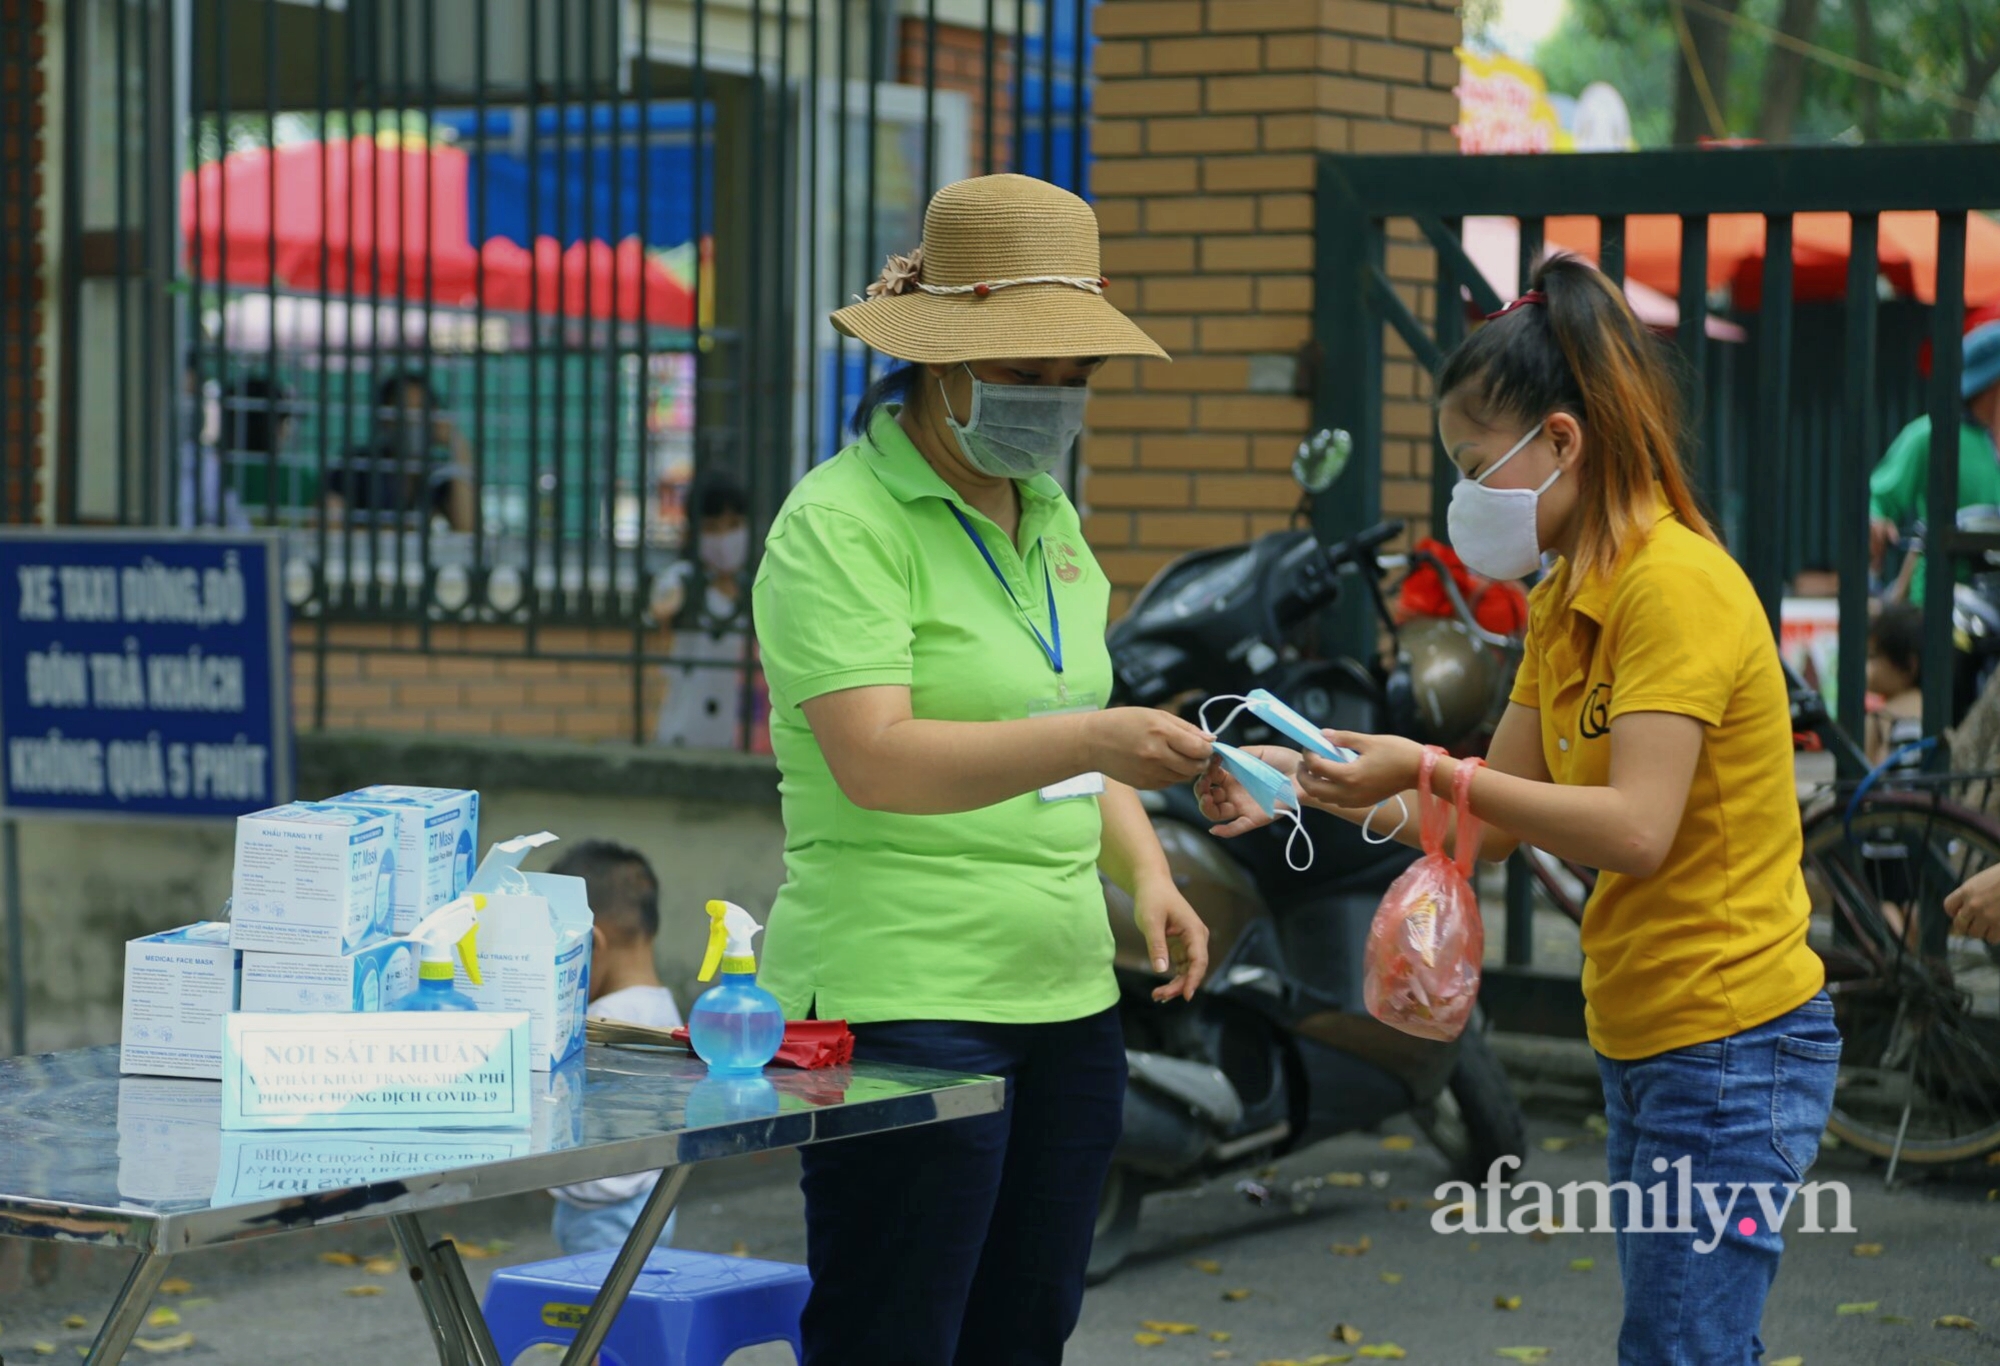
798, 1007, 1126, 1366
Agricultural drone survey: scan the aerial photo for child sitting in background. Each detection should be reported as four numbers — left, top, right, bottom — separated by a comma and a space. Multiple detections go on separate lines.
1866, 603, 1925, 768
548, 841, 684, 1254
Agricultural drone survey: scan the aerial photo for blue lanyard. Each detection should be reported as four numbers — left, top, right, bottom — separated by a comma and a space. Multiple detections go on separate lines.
947, 504, 1064, 684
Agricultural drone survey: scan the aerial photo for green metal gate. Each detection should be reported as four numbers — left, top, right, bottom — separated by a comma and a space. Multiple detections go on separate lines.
1311, 143, 2000, 1034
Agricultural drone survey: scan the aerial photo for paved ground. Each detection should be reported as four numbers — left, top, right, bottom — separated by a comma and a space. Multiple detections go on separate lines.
3, 1062, 1995, 1366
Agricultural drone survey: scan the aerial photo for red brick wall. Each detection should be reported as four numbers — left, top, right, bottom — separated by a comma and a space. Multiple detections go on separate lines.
292, 623, 669, 743
0, 0, 48, 523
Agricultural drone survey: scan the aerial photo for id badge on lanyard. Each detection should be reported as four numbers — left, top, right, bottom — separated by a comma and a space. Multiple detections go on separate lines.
948, 505, 1105, 803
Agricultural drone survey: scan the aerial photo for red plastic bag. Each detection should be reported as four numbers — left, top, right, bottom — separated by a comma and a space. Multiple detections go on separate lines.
1363, 748, 1486, 1042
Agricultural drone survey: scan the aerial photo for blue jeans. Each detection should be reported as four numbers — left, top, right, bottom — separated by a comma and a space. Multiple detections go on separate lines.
1596, 991, 1842, 1366
797, 1007, 1127, 1366
550, 1191, 679, 1257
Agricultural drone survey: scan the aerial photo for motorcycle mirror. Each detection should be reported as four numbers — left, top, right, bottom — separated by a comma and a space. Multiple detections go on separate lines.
1293, 428, 1352, 494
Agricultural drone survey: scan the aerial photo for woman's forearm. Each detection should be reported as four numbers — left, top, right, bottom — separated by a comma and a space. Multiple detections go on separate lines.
1098, 779, 1171, 897
817, 710, 1097, 815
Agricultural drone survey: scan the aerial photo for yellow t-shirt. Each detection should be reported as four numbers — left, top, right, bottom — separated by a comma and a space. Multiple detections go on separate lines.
1510, 496, 1824, 1060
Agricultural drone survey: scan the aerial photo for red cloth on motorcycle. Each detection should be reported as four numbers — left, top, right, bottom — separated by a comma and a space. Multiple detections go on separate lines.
1396, 538, 1530, 636
1363, 749, 1486, 1043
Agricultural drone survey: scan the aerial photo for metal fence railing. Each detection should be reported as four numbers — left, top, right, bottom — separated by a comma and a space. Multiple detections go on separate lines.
40, 0, 1099, 745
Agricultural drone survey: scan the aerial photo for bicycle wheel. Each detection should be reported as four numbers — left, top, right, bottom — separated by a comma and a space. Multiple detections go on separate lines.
1799, 791, 2000, 1164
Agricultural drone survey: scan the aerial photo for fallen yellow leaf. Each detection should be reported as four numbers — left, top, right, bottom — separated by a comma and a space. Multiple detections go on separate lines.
63, 1316, 87, 1331
1468, 1240, 1482, 1252
1307, 1357, 1354, 1365
132, 1333, 195, 1355
144, 1309, 180, 1329
1852, 1243, 1884, 1257
1331, 1235, 1372, 1257
1570, 1258, 1595, 1272
344, 1285, 384, 1298
1379, 1272, 1403, 1285
454, 1242, 495, 1261
1583, 1114, 1610, 1136
1135, 1333, 1167, 1347
1357, 1346, 1407, 1360
1255, 1360, 1300, 1366
1935, 1315, 1979, 1330
1987, 1254, 2000, 1269
33, 1344, 56, 1357
1386, 1198, 1411, 1212
729, 1241, 749, 1258
1495, 1351, 1551, 1364
1495, 1294, 1523, 1310
1223, 1288, 1253, 1302
1191, 1259, 1223, 1275
1211, 1332, 1233, 1343
1328, 1172, 1367, 1187
1141, 1322, 1201, 1336
1768, 1358, 1804, 1366
363, 1256, 400, 1275
158, 1279, 193, 1296
1331, 1324, 1364, 1344
1835, 1301, 1879, 1316
1539, 1137, 1574, 1152
1380, 1136, 1415, 1152
319, 1252, 361, 1267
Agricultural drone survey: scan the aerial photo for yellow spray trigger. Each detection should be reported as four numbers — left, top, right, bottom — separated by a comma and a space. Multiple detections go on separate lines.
700, 900, 729, 982
458, 893, 487, 986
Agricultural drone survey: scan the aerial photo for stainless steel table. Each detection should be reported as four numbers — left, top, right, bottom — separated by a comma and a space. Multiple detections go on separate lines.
0, 1045, 1001, 1366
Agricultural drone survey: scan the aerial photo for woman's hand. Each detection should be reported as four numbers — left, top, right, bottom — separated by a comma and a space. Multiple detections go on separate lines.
1298, 731, 1425, 811
1945, 864, 2000, 944
1086, 708, 1215, 790
1133, 877, 1210, 1002
1197, 745, 1299, 837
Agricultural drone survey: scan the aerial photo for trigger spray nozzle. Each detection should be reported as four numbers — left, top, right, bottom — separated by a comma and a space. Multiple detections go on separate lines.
700, 900, 764, 982
410, 892, 488, 985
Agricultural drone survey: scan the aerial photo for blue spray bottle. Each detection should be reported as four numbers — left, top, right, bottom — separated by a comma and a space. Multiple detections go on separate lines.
401, 892, 487, 1012
687, 901, 786, 1074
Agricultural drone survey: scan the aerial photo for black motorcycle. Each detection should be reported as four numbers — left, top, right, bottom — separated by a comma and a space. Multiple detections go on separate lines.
1089, 431, 1527, 1280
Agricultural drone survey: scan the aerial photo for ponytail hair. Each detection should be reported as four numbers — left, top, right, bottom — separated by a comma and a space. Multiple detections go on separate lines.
1436, 255, 1715, 595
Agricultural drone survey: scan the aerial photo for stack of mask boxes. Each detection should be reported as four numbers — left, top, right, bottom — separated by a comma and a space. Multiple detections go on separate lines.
118, 789, 479, 1080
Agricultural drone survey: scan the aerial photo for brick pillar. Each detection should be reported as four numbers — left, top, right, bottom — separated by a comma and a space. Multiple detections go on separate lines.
1085, 0, 1461, 611
898, 18, 1015, 176
0, 0, 49, 524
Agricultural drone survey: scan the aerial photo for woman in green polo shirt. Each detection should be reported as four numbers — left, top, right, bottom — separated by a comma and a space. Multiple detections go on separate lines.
751, 174, 1215, 1366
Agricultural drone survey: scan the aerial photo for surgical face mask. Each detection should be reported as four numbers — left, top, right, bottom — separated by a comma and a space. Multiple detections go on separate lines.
1202, 690, 1407, 849
699, 524, 749, 575
1446, 420, 1556, 581
1212, 742, 1314, 873
940, 366, 1089, 480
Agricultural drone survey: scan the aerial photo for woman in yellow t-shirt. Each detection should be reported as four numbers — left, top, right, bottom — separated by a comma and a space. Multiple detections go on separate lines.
1204, 257, 1838, 1364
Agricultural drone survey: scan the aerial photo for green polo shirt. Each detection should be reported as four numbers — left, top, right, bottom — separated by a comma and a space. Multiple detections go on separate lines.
1868, 414, 2000, 606
750, 408, 1117, 1025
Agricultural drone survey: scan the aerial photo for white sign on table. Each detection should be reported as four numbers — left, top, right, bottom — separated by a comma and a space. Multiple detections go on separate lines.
220, 1011, 532, 1131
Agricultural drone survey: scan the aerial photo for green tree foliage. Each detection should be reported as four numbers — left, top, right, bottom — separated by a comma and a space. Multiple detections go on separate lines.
1537, 0, 2000, 146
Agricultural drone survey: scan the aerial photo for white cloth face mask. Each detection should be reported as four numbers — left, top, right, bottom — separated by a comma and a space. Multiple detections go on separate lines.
1446, 419, 1557, 581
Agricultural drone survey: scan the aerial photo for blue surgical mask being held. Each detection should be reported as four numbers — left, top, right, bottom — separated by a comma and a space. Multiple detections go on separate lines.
1200, 690, 1357, 763
1446, 419, 1555, 582
1213, 742, 1314, 872
940, 365, 1089, 479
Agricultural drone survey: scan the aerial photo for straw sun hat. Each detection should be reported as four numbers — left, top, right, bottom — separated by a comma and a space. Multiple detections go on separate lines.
830, 173, 1169, 365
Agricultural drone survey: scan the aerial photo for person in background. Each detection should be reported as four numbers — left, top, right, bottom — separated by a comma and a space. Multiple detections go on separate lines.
1864, 603, 1924, 767
1868, 321, 2000, 603
652, 472, 761, 749
176, 366, 244, 530
220, 376, 314, 523
545, 841, 684, 1254
324, 372, 476, 532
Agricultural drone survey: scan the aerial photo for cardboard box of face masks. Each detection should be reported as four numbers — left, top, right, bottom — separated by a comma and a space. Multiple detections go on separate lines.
322, 786, 480, 934
121, 922, 241, 1080
229, 803, 398, 956
239, 937, 420, 1014
456, 832, 593, 1071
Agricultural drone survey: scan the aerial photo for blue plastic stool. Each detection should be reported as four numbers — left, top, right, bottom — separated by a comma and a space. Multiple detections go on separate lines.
483, 1248, 810, 1366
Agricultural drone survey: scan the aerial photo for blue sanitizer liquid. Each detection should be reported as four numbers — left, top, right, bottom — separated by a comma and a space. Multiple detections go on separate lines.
688, 973, 786, 1074
402, 976, 480, 1012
